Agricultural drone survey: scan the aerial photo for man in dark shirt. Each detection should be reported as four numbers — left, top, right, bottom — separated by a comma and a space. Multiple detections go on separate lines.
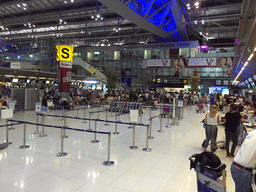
224, 105, 244, 157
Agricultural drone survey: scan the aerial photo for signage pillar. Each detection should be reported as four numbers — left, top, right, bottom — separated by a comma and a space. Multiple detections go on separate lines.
56, 45, 74, 98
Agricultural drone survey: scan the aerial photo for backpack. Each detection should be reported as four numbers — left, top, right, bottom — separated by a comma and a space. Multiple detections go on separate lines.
189, 152, 226, 178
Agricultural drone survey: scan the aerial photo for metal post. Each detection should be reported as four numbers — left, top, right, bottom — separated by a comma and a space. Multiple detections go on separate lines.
61, 106, 64, 120
148, 118, 154, 139
77, 105, 79, 117
165, 114, 171, 128
57, 126, 68, 156
103, 132, 115, 166
62, 110, 69, 138
140, 113, 143, 123
39, 114, 47, 137
34, 113, 41, 134
104, 110, 109, 126
88, 112, 92, 131
19, 122, 30, 149
8, 118, 15, 130
113, 115, 119, 134
129, 123, 138, 149
5, 119, 12, 145
82, 107, 87, 123
143, 125, 152, 152
158, 114, 164, 132
91, 119, 99, 143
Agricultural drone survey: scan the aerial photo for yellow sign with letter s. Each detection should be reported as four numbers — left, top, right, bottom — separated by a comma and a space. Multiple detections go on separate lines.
56, 45, 74, 62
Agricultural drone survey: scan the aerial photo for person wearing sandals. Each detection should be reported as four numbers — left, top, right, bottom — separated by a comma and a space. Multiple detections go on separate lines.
202, 105, 220, 152
223, 105, 244, 158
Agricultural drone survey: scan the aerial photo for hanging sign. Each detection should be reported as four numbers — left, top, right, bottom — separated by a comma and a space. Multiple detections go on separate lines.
56, 45, 74, 62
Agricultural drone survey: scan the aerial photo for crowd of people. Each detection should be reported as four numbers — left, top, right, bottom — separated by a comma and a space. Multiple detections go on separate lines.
202, 95, 256, 192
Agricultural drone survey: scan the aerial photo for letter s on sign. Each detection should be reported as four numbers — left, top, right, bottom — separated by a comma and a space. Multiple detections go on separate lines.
61, 48, 69, 59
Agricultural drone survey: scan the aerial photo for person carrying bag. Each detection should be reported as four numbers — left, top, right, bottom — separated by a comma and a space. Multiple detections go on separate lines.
202, 105, 220, 152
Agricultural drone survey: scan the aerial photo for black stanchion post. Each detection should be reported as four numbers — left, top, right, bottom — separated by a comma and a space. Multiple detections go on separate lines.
57, 126, 68, 156
158, 114, 164, 133
143, 125, 152, 152
104, 110, 109, 126
39, 114, 47, 137
19, 122, 30, 149
129, 123, 138, 149
140, 113, 142, 123
113, 115, 119, 134
148, 118, 154, 139
103, 132, 115, 166
5, 119, 12, 145
34, 113, 41, 134
77, 105, 79, 118
91, 119, 99, 143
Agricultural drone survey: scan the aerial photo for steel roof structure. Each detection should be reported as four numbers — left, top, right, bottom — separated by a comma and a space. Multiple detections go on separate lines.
1, 0, 252, 83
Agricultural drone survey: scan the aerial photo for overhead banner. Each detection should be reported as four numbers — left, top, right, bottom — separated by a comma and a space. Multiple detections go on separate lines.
120, 41, 199, 50
56, 45, 73, 92
189, 57, 233, 67
143, 59, 188, 68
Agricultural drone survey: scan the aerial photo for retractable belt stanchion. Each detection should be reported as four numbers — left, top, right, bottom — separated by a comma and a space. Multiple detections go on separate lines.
104, 110, 109, 126
34, 113, 41, 134
88, 112, 92, 131
19, 122, 30, 149
165, 113, 171, 128
39, 114, 47, 137
62, 109, 68, 138
5, 119, 12, 145
148, 117, 154, 139
113, 115, 119, 134
91, 119, 99, 143
61, 107, 64, 120
142, 125, 152, 152
158, 114, 164, 133
140, 113, 143, 123
103, 132, 115, 166
57, 126, 68, 156
129, 123, 138, 149
8, 117, 15, 130
82, 106, 87, 123
76, 105, 79, 118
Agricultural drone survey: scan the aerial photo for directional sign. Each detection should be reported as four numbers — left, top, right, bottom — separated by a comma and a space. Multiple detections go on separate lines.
56, 45, 74, 62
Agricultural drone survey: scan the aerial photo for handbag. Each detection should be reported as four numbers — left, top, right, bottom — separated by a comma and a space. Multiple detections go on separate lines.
203, 123, 207, 128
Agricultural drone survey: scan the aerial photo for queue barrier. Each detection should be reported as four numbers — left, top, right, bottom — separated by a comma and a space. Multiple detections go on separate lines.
8, 119, 115, 166
36, 112, 151, 152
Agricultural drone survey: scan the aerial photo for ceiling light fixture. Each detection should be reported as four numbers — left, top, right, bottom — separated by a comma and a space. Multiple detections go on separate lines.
64, 1, 67, 3
194, 20, 198, 24
17, 4, 21, 7
23, 3, 26, 6
248, 53, 254, 61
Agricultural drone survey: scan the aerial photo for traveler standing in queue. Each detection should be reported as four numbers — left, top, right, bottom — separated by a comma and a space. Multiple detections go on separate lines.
223, 105, 244, 158
231, 129, 256, 192
202, 105, 220, 152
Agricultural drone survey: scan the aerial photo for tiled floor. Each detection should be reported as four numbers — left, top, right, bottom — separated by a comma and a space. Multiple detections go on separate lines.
0, 105, 236, 191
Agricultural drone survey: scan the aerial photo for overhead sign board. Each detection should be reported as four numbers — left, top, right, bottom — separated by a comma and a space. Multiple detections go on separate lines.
120, 41, 199, 50
56, 45, 74, 62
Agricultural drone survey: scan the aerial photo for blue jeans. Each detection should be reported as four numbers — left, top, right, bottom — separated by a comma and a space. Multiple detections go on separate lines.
231, 163, 253, 192
202, 125, 217, 151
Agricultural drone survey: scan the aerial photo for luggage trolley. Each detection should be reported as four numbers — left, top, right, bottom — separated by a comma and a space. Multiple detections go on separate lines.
189, 156, 227, 192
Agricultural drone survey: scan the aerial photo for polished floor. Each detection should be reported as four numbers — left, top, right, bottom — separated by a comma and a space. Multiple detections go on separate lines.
0, 105, 236, 192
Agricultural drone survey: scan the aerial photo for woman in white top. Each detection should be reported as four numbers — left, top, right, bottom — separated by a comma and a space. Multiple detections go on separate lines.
202, 105, 220, 152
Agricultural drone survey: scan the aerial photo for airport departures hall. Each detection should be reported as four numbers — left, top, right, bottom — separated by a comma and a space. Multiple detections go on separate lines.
0, 0, 256, 192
